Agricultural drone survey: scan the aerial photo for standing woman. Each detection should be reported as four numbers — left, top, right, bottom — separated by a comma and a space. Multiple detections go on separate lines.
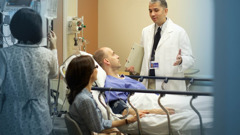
0, 8, 58, 135
65, 55, 145, 135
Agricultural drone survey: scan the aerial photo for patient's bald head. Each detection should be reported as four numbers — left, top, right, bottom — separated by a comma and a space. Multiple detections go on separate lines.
93, 47, 108, 67
93, 47, 121, 72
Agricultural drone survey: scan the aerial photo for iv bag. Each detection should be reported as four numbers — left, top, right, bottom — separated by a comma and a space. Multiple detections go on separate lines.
45, 0, 58, 20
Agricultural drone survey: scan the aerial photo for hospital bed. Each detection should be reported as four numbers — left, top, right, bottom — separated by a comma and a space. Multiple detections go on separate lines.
91, 87, 213, 135
59, 51, 214, 135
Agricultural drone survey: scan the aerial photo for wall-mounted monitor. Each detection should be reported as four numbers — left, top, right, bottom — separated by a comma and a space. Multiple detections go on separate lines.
1, 0, 49, 48
4, 0, 33, 12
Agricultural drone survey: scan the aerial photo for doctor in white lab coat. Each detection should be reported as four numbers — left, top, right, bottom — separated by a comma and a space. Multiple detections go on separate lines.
140, 0, 194, 91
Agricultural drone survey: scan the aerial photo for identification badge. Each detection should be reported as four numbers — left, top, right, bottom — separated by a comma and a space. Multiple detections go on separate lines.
149, 61, 159, 69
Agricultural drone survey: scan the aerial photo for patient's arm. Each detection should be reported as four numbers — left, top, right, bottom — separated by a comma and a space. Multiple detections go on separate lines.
122, 108, 175, 116
111, 112, 145, 127
144, 108, 175, 115
109, 99, 148, 116
122, 108, 144, 116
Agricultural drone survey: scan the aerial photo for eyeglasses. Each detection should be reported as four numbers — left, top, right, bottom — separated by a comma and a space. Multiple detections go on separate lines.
95, 65, 98, 69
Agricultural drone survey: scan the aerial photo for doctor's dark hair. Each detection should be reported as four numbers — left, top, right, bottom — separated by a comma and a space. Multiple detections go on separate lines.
10, 8, 43, 44
65, 55, 95, 105
150, 0, 168, 8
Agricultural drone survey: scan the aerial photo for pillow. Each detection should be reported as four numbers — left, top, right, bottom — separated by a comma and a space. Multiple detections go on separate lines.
79, 51, 107, 87
59, 55, 77, 78
59, 51, 107, 87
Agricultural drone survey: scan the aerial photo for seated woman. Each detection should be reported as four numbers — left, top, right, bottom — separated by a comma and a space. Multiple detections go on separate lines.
65, 55, 146, 135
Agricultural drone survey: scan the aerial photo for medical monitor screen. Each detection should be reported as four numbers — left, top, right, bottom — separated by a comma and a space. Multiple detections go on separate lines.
6, 0, 32, 7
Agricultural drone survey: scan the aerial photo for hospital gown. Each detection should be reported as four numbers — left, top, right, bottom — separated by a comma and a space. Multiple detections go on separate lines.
104, 75, 146, 103
0, 44, 58, 135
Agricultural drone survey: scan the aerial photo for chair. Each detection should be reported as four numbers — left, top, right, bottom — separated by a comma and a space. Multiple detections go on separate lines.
64, 113, 83, 135
65, 113, 123, 135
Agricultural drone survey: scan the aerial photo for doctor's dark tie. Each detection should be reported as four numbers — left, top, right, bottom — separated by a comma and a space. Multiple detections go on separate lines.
149, 27, 161, 76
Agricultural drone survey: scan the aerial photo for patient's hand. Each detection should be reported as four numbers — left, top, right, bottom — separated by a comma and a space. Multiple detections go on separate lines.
100, 127, 123, 135
139, 110, 150, 114
125, 108, 149, 116
166, 108, 175, 115
147, 108, 175, 115
127, 112, 146, 123
125, 66, 134, 72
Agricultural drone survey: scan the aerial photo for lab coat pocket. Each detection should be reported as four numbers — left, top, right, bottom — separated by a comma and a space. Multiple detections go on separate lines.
164, 45, 179, 74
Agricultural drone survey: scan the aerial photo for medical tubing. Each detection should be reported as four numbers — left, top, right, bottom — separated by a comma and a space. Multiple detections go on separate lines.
190, 96, 204, 135
53, 53, 68, 115
127, 93, 143, 135
158, 94, 173, 135
50, 78, 62, 129
56, 73, 61, 111
187, 78, 194, 91
98, 92, 111, 120
161, 77, 169, 90
161, 81, 166, 90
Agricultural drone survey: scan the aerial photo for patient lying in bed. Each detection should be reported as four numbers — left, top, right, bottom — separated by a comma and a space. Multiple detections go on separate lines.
93, 47, 214, 135
93, 47, 175, 116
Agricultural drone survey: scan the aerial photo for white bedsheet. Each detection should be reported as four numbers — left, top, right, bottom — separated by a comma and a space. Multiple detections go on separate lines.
92, 91, 214, 135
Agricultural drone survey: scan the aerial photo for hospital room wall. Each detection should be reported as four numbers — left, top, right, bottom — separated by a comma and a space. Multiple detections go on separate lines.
77, 0, 98, 55
64, 0, 98, 56
98, 0, 214, 80
66, 0, 78, 58
53, 0, 63, 66
98, 0, 152, 70
50, 0, 79, 111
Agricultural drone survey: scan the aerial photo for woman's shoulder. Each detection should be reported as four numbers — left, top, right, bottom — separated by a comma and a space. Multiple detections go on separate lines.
38, 47, 54, 53
75, 89, 93, 102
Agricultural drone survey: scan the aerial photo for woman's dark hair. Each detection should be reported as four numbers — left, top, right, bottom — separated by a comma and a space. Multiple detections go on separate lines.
65, 55, 95, 105
10, 8, 43, 44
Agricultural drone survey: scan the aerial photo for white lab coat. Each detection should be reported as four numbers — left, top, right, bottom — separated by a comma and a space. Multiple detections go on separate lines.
140, 18, 194, 91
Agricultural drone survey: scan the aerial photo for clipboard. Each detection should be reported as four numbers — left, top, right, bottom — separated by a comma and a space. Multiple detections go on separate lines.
125, 43, 144, 74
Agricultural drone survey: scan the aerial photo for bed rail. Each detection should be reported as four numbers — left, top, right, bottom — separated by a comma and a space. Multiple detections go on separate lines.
127, 75, 213, 91
92, 87, 212, 96
92, 87, 212, 135
190, 95, 204, 135
158, 94, 173, 135
127, 92, 143, 135
127, 75, 213, 82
